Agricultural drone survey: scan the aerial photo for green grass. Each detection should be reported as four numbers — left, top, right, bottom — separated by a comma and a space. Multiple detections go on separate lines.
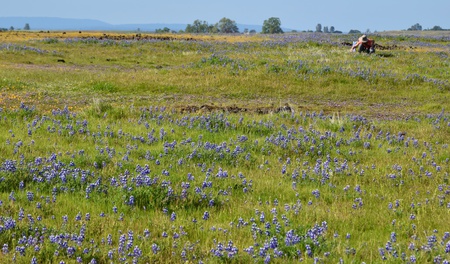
0, 31, 449, 263
1, 32, 449, 115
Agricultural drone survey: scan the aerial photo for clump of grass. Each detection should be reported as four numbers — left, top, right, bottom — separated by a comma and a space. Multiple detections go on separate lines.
41, 38, 59, 44
87, 98, 125, 119
91, 81, 118, 93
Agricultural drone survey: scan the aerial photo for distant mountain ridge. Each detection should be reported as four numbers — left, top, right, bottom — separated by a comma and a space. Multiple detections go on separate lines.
0, 16, 275, 32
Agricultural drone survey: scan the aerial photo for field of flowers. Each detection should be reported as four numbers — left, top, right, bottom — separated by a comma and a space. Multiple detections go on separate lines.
0, 31, 449, 263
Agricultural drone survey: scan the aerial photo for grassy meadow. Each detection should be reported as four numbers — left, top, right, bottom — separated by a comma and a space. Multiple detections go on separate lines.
0, 31, 449, 263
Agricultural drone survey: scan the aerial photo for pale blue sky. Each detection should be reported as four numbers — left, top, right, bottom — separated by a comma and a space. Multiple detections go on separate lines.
2, 0, 449, 32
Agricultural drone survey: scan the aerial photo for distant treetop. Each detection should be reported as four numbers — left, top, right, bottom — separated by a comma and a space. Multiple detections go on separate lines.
262, 17, 283, 34
407, 23, 422, 31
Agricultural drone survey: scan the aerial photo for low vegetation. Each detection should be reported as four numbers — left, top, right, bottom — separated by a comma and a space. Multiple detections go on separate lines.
0, 31, 449, 263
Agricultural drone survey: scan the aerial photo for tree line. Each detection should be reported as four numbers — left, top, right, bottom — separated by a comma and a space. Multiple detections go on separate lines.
180, 17, 284, 34
156, 17, 344, 34
407, 23, 449, 31
2, 21, 447, 34
0, 23, 30, 32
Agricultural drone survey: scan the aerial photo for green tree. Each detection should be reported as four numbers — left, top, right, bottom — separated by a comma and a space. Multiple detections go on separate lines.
9, 26, 14, 31
330, 26, 335, 33
155, 27, 171, 33
316, 23, 322, 32
185, 20, 209, 33
207, 24, 219, 33
430, 25, 443, 31
217, 17, 239, 33
407, 23, 422, 31
348, 29, 361, 34
24, 23, 30, 30
323, 26, 329, 33
262, 17, 283, 34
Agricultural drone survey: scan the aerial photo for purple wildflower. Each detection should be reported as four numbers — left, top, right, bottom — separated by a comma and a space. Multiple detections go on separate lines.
203, 211, 210, 220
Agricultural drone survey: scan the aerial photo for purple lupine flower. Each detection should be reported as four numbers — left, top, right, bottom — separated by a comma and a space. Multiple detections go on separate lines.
27, 214, 35, 224
2, 244, 8, 254
18, 207, 24, 221
16, 246, 26, 256
225, 240, 238, 258
67, 246, 75, 256
391, 232, 397, 242
260, 212, 265, 223
203, 211, 210, 220
379, 248, 386, 260
244, 245, 254, 255
128, 195, 135, 206
126, 230, 134, 250
107, 234, 113, 245
170, 212, 176, 221
133, 246, 142, 257
4, 218, 16, 230
27, 191, 34, 201
269, 236, 278, 249
117, 234, 126, 255
187, 173, 194, 181
385, 241, 393, 253
312, 189, 320, 199
2, 160, 16, 173
285, 229, 301, 246
152, 243, 160, 254
428, 235, 438, 248
305, 244, 313, 257
108, 250, 114, 259
433, 256, 442, 263
167, 186, 174, 197
9, 191, 16, 202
